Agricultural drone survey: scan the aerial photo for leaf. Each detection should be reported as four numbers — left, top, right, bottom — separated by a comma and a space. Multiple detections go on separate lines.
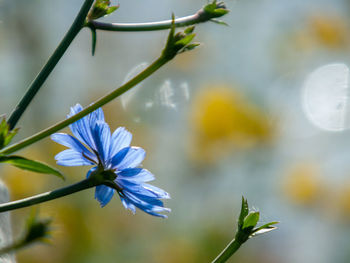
106, 5, 119, 15
184, 26, 195, 34
251, 226, 278, 237
0, 118, 18, 149
210, 19, 229, 26
238, 196, 249, 228
251, 221, 279, 235
90, 27, 97, 56
242, 211, 260, 230
213, 8, 229, 16
175, 33, 196, 47
182, 43, 200, 52
0, 155, 64, 180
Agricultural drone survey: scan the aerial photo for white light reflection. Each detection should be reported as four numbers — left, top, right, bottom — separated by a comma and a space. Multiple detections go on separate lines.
302, 63, 350, 132
121, 62, 149, 110
159, 80, 176, 110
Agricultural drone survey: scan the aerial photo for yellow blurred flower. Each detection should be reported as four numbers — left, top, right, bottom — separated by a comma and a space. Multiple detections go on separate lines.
189, 85, 274, 163
294, 14, 349, 51
309, 15, 348, 49
283, 162, 324, 206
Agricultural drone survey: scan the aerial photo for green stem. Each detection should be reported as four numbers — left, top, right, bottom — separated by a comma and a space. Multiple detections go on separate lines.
0, 240, 23, 255
0, 56, 169, 155
212, 238, 242, 263
0, 179, 96, 213
87, 8, 214, 32
7, 0, 95, 130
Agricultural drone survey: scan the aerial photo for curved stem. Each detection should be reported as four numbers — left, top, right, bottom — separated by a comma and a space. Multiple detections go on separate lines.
0, 179, 96, 213
7, 0, 95, 130
0, 56, 169, 155
87, 6, 216, 32
212, 238, 242, 263
88, 13, 202, 32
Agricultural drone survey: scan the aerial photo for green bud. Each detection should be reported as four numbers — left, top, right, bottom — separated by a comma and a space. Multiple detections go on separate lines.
162, 14, 200, 60
87, 0, 119, 21
0, 117, 18, 150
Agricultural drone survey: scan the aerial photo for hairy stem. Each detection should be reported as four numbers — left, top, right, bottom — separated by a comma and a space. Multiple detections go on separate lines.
1, 56, 169, 155
212, 238, 242, 263
0, 179, 96, 213
7, 0, 95, 130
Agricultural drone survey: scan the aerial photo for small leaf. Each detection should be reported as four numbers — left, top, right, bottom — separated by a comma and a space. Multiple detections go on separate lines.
213, 8, 229, 16
251, 226, 278, 237
251, 221, 279, 234
210, 19, 229, 26
242, 211, 260, 230
184, 26, 195, 34
182, 43, 200, 52
0, 155, 64, 180
238, 196, 249, 228
175, 33, 196, 47
106, 5, 119, 15
0, 118, 18, 149
90, 27, 97, 56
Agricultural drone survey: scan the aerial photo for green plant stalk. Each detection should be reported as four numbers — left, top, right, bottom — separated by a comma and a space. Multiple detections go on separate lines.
0, 179, 96, 213
212, 238, 242, 263
7, 0, 95, 130
87, 9, 217, 32
0, 56, 169, 155
0, 239, 24, 255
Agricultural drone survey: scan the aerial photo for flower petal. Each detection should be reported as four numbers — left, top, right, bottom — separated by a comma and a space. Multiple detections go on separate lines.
117, 179, 170, 199
117, 168, 155, 183
67, 104, 96, 151
89, 107, 105, 125
86, 166, 98, 178
51, 133, 97, 163
120, 196, 136, 214
109, 127, 132, 158
122, 191, 170, 218
92, 121, 111, 165
111, 147, 145, 170
95, 185, 115, 207
55, 149, 94, 166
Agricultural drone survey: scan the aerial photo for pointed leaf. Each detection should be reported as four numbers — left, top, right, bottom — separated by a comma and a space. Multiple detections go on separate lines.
238, 196, 249, 228
106, 5, 119, 15
184, 26, 195, 34
0, 118, 18, 149
210, 19, 229, 26
0, 155, 64, 180
90, 27, 97, 56
182, 43, 200, 53
175, 33, 196, 47
251, 226, 277, 237
252, 221, 279, 234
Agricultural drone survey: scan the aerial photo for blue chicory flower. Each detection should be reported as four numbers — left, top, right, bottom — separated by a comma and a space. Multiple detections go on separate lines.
51, 104, 170, 218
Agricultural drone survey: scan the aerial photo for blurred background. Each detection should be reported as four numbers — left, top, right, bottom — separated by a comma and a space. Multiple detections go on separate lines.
1, 0, 350, 262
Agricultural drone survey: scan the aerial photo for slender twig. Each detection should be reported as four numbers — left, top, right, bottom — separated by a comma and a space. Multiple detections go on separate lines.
88, 13, 204, 32
0, 56, 169, 155
7, 0, 95, 130
0, 179, 96, 213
